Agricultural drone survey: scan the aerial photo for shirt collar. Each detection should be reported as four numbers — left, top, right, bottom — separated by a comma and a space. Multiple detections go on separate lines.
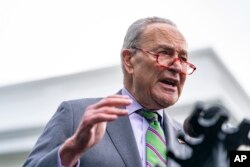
121, 88, 164, 119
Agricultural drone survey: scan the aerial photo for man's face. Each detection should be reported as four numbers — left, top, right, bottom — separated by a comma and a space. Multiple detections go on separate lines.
125, 23, 188, 109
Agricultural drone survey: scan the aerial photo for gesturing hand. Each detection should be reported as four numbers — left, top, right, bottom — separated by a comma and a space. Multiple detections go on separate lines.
59, 95, 132, 167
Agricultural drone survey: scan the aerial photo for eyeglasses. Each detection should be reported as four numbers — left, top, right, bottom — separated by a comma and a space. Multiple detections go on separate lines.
133, 47, 196, 75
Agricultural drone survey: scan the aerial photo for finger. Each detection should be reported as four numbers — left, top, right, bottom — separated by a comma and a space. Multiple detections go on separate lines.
84, 113, 120, 128
84, 107, 128, 126
90, 96, 132, 109
106, 94, 130, 99
93, 107, 128, 116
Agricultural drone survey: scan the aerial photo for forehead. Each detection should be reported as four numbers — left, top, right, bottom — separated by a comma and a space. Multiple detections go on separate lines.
139, 23, 187, 50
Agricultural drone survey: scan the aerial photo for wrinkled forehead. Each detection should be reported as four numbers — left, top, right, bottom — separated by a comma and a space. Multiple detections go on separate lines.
139, 23, 187, 50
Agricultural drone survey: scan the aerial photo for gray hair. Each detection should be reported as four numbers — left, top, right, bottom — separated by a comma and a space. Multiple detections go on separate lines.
122, 16, 177, 49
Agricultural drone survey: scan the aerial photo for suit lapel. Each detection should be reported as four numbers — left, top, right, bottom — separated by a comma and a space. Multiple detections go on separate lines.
107, 115, 142, 167
163, 111, 188, 167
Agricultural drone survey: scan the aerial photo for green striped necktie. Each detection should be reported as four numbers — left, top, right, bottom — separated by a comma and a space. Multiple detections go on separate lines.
138, 109, 167, 167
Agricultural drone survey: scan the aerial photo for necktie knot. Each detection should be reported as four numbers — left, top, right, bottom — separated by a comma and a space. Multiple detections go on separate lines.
138, 109, 159, 123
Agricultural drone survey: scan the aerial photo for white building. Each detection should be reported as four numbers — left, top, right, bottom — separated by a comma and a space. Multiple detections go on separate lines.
0, 48, 249, 167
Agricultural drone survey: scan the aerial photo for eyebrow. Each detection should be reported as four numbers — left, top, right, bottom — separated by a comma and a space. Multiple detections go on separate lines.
155, 44, 188, 56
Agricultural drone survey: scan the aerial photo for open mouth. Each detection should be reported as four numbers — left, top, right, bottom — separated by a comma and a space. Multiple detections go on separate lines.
159, 78, 178, 87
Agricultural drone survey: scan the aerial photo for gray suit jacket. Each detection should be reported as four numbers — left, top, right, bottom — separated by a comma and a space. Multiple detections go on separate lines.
23, 98, 189, 167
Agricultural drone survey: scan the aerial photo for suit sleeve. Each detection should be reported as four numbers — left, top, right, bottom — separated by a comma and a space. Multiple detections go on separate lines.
23, 101, 76, 167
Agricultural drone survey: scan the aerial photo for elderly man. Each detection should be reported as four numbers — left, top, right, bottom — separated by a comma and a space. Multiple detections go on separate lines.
23, 16, 196, 167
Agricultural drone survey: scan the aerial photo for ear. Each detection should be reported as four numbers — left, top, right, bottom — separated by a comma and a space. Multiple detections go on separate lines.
121, 49, 134, 74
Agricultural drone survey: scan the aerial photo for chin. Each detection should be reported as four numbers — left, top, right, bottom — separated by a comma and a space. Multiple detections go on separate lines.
154, 95, 178, 108
162, 99, 176, 107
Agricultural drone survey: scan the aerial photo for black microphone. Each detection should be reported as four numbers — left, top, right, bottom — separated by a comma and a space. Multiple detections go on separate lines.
183, 102, 204, 137
184, 102, 227, 137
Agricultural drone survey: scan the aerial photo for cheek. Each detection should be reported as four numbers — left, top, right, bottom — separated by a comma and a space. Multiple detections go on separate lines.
134, 62, 158, 79
132, 57, 161, 89
134, 67, 159, 90
136, 72, 155, 87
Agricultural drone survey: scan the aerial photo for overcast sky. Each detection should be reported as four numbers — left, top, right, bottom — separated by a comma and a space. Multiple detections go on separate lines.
0, 0, 250, 95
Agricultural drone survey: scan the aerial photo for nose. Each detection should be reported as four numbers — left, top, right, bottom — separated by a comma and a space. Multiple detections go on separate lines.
167, 57, 182, 74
